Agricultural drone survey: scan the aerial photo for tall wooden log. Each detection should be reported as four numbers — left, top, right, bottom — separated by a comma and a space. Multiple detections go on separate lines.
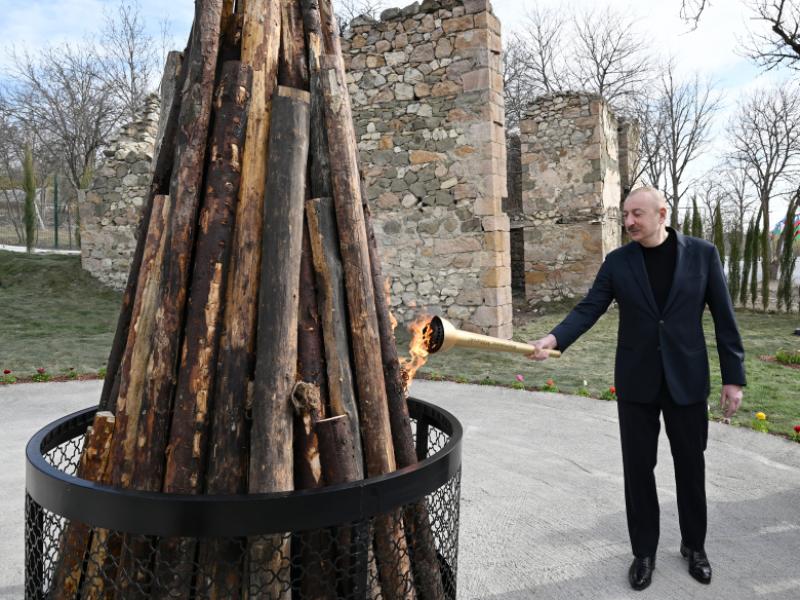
98, 29, 193, 414
248, 85, 311, 600
279, 0, 309, 90
151, 61, 252, 600
129, 0, 224, 495
109, 192, 171, 488
362, 191, 446, 600
51, 413, 115, 599
300, 0, 332, 200
320, 55, 416, 600
305, 197, 364, 476
316, 414, 370, 599
206, 0, 281, 495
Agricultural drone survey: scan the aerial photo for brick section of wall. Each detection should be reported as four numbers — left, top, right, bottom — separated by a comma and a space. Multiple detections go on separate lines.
519, 93, 621, 305
343, 0, 511, 337
79, 95, 159, 290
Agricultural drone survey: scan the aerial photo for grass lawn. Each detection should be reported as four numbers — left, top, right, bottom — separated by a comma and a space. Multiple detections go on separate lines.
1, 249, 797, 439
401, 303, 800, 439
0, 250, 122, 378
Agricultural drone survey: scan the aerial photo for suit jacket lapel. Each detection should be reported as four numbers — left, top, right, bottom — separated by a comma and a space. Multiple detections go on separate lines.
626, 244, 659, 317
662, 230, 687, 315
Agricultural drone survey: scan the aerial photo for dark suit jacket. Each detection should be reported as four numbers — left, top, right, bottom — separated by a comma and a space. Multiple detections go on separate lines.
550, 231, 746, 405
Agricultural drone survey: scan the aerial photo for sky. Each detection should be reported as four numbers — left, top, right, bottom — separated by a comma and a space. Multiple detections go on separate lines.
0, 0, 795, 221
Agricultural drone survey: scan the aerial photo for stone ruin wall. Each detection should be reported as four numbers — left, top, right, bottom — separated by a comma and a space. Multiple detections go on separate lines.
515, 93, 631, 305
80, 95, 160, 290
343, 0, 511, 337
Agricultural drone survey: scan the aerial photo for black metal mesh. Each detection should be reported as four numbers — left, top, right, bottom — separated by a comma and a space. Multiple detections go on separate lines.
26, 415, 460, 599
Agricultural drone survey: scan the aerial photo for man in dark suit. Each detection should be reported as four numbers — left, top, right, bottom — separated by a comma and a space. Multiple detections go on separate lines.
529, 186, 745, 591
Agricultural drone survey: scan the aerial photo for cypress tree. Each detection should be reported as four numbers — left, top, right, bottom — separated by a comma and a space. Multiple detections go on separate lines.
760, 222, 770, 312
682, 209, 691, 235
728, 225, 742, 303
739, 218, 753, 306
777, 198, 798, 312
713, 203, 725, 268
750, 218, 761, 308
22, 144, 36, 253
691, 197, 703, 238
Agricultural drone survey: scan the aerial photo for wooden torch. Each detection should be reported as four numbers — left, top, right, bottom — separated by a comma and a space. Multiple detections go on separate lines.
422, 316, 561, 358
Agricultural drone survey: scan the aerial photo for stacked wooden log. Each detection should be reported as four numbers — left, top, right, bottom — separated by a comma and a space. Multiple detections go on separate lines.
53, 0, 448, 598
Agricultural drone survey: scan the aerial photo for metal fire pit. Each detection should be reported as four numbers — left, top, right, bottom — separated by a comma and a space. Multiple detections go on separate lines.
25, 398, 462, 599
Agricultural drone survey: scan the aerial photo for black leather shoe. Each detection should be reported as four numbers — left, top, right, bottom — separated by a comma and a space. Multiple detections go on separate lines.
628, 556, 655, 591
680, 542, 712, 584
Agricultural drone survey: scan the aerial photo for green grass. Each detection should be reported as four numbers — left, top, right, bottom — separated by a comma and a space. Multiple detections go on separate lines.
399, 306, 800, 438
0, 250, 121, 376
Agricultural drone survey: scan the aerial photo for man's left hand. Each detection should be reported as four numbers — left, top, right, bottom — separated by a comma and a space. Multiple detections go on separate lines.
720, 384, 743, 419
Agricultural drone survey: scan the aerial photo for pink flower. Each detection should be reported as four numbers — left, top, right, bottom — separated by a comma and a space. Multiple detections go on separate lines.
546, 378, 555, 387
36, 368, 45, 374
609, 386, 617, 395
515, 374, 524, 382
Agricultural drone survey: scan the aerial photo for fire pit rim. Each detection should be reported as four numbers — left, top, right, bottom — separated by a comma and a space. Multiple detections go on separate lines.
25, 397, 462, 537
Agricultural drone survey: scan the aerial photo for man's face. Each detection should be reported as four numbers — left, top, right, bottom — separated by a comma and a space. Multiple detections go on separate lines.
623, 192, 665, 245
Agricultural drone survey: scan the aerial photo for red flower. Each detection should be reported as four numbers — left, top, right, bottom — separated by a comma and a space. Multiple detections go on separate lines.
546, 378, 555, 386
36, 367, 45, 374
609, 386, 617, 394
2, 369, 10, 375
794, 425, 800, 434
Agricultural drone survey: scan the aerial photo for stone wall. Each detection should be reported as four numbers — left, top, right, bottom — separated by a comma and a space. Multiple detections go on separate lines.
518, 93, 623, 305
342, 0, 511, 336
80, 95, 159, 289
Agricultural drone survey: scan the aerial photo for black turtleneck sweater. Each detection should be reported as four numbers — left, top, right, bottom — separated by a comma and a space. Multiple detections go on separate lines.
641, 228, 677, 312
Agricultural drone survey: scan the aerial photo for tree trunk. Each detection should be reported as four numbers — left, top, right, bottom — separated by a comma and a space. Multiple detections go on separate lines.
248, 85, 311, 600
362, 192, 446, 600
199, 5, 281, 597
305, 197, 364, 475
51, 413, 115, 600
320, 55, 416, 600
152, 61, 252, 600
279, 0, 309, 90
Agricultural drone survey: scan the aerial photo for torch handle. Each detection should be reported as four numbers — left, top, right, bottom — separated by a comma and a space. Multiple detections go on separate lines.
450, 333, 561, 358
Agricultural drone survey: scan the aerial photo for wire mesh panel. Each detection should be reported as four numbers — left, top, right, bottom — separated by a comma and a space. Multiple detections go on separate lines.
25, 399, 461, 600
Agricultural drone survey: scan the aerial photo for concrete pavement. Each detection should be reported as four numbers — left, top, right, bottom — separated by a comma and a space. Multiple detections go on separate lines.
1, 379, 798, 599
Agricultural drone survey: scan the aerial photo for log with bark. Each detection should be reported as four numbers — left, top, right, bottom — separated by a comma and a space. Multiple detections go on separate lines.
320, 53, 416, 600
151, 59, 252, 600
248, 85, 311, 600
50, 413, 115, 600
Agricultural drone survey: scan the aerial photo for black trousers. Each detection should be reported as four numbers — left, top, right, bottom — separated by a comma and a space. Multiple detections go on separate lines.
617, 385, 709, 558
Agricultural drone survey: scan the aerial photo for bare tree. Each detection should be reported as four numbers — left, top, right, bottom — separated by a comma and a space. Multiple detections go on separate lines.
719, 156, 759, 231
100, 0, 160, 122
568, 7, 652, 112
658, 62, 721, 227
503, 5, 567, 129
5, 44, 123, 248
681, 0, 800, 70
728, 83, 800, 306
633, 95, 669, 192
336, 0, 386, 32
745, 0, 800, 72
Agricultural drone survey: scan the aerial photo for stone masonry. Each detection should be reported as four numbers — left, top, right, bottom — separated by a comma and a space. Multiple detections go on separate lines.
342, 0, 511, 337
517, 93, 624, 305
80, 95, 159, 289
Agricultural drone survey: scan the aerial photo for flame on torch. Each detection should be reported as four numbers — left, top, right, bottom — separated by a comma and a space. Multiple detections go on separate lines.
398, 313, 434, 391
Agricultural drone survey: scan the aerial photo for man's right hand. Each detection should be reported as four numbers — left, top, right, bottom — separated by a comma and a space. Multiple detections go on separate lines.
527, 334, 558, 361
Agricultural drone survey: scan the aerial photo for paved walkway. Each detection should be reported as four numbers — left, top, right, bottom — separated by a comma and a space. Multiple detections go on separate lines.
1, 380, 799, 599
